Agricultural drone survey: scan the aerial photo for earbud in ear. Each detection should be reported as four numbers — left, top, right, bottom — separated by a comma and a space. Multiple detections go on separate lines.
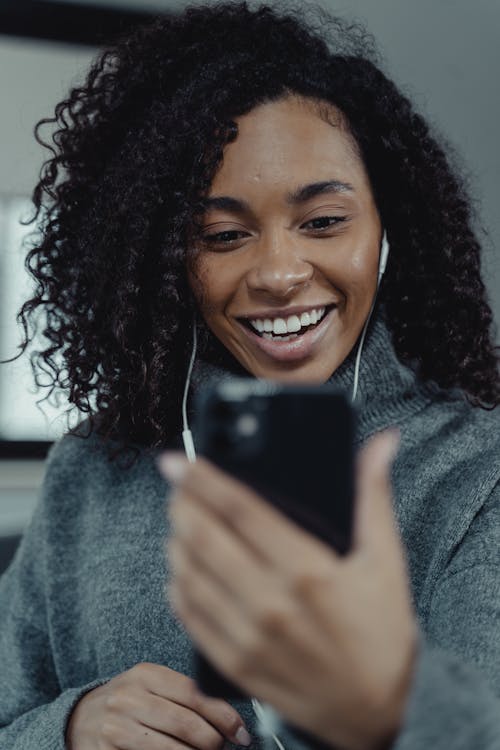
378, 231, 390, 280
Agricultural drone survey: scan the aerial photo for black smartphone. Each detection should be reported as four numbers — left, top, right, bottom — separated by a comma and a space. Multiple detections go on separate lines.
190, 378, 356, 699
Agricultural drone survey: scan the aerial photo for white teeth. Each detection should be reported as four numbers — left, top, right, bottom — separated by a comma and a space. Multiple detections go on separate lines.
286, 315, 301, 333
263, 331, 300, 341
249, 306, 329, 335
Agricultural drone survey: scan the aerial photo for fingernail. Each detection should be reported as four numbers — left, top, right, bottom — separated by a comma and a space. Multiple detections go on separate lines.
235, 726, 252, 746
157, 452, 188, 483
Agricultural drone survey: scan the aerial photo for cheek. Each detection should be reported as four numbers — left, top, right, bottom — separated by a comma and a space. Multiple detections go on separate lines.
344, 245, 379, 290
318, 245, 378, 299
187, 256, 239, 318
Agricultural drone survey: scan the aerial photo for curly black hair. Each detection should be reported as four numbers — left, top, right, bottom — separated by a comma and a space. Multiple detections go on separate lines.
9, 1, 499, 458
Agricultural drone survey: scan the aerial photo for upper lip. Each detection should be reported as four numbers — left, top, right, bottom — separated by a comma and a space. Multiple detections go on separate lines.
237, 303, 337, 320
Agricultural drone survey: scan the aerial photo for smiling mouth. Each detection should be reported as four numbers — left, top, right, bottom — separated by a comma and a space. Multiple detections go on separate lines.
238, 304, 336, 341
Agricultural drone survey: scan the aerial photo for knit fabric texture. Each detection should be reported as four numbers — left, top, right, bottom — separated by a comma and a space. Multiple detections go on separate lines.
1, 307, 500, 750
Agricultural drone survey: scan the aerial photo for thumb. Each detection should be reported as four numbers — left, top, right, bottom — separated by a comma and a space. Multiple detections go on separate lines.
353, 427, 400, 552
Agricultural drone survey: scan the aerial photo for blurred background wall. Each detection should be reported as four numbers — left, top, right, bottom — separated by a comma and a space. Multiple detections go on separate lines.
0, 0, 499, 570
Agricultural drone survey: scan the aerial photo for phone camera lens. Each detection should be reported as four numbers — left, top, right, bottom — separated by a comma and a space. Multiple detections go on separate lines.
235, 413, 259, 437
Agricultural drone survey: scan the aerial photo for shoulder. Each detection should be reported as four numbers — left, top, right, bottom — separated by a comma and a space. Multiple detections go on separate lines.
427, 401, 500, 587
441, 396, 499, 468
451, 398, 499, 478
41, 418, 163, 516
44, 420, 115, 489
395, 394, 499, 553
440, 400, 500, 561
405, 393, 500, 483
396, 396, 500, 615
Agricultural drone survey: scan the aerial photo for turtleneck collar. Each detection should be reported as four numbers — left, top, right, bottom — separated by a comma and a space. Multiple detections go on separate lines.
191, 304, 436, 444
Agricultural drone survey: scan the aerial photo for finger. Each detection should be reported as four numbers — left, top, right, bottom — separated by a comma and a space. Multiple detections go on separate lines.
169, 499, 338, 672
169, 532, 297, 655
353, 428, 400, 553
169, 492, 270, 603
127, 692, 227, 750
171, 570, 346, 732
160, 453, 337, 575
168, 535, 255, 643
193, 696, 252, 747
101, 713, 193, 750
170, 571, 286, 702
169, 538, 343, 694
129, 664, 249, 745
168, 540, 253, 681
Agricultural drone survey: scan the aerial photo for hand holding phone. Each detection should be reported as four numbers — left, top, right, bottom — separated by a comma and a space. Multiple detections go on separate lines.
191, 379, 355, 698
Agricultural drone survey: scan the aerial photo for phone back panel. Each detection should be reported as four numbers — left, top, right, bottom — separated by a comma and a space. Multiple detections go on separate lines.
193, 380, 355, 554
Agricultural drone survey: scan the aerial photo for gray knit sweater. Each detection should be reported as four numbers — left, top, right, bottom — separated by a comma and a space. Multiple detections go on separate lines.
1, 311, 500, 750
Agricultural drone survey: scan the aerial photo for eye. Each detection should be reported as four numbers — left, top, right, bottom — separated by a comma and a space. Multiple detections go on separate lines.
301, 215, 347, 231
202, 229, 249, 245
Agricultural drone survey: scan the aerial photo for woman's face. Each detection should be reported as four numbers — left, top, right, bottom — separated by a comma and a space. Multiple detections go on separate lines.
188, 95, 382, 383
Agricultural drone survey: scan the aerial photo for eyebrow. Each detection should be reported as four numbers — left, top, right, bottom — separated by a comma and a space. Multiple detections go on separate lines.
286, 179, 354, 203
201, 179, 354, 214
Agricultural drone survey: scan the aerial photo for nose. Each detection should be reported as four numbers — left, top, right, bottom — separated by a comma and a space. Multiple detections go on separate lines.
246, 236, 313, 298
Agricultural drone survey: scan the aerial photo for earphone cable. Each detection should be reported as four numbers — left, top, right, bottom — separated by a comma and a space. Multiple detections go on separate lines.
181, 313, 198, 463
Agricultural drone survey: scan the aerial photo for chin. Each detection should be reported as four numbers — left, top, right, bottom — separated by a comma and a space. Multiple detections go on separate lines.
243, 358, 339, 384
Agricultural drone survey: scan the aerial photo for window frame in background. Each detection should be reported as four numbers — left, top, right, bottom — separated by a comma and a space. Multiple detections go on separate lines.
0, 0, 156, 47
0, 1, 163, 460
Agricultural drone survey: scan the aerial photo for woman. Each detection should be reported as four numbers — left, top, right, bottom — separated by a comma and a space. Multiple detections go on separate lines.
0, 3, 499, 750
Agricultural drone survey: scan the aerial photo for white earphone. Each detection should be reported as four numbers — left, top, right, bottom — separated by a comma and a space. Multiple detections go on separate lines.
179, 231, 390, 746
351, 230, 390, 402
379, 231, 390, 280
